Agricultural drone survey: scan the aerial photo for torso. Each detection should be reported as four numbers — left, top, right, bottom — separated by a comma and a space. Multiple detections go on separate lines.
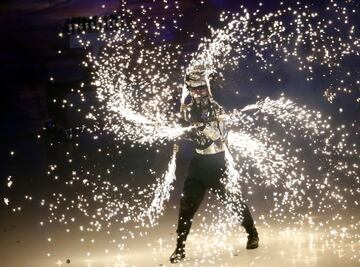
182, 99, 227, 155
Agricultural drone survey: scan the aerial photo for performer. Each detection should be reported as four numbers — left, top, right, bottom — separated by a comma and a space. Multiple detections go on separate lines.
170, 67, 259, 263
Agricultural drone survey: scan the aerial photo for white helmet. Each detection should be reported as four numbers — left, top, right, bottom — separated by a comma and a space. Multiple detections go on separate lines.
185, 65, 212, 97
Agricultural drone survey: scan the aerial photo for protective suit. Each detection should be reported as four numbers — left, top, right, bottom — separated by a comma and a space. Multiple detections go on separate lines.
170, 67, 259, 263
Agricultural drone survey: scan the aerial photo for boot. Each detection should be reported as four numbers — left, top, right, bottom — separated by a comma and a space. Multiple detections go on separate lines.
169, 246, 185, 263
246, 227, 259, 249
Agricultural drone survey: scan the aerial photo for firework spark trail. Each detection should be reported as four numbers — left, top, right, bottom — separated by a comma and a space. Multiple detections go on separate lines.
227, 130, 289, 187
223, 146, 243, 195
86, 14, 186, 144
139, 148, 178, 226
85, 0, 360, 146
187, 11, 250, 75
50, 0, 359, 231
54, 95, 358, 232
225, 98, 359, 228
3, 1, 359, 264
43, 0, 360, 235
229, 96, 359, 163
189, 1, 360, 105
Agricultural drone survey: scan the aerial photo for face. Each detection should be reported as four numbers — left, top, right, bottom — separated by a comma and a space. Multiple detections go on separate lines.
190, 86, 209, 100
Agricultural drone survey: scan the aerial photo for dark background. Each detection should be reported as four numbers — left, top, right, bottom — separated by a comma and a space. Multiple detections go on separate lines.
0, 3, 359, 265
0, 0, 359, 138
0, 0, 359, 184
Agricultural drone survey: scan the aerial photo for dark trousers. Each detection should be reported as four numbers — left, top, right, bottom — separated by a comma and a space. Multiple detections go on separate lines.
175, 152, 255, 247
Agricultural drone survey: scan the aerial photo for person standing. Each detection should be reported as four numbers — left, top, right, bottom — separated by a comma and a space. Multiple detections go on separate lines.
170, 67, 259, 263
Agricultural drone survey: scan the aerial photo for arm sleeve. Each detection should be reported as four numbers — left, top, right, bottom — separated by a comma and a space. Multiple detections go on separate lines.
201, 123, 222, 141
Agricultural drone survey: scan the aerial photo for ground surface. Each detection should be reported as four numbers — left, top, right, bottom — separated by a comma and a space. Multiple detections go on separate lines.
1, 137, 359, 267
1, 205, 359, 267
